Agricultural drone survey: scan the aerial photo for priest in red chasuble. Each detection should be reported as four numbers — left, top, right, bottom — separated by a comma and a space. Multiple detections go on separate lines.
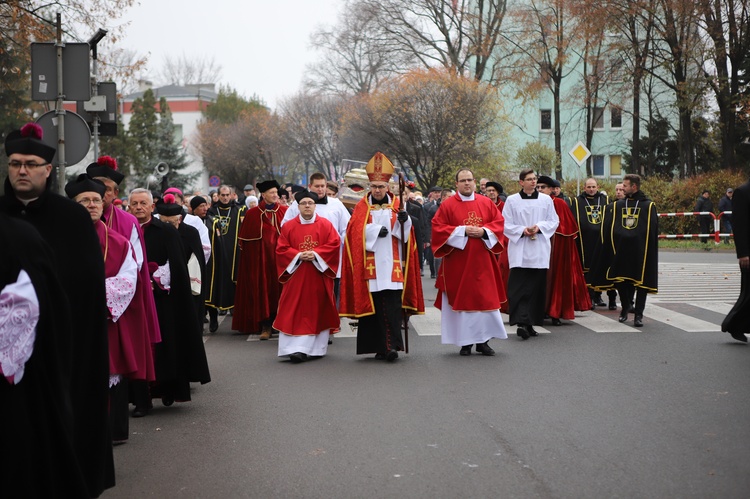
432, 169, 508, 356
536, 176, 591, 325
232, 180, 288, 337
339, 152, 424, 362
273, 190, 340, 363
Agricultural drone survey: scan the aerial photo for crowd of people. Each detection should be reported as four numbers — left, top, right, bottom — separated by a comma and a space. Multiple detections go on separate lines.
2, 123, 748, 497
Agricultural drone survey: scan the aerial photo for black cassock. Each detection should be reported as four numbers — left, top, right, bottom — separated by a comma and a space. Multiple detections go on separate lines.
722, 179, 750, 335
143, 217, 211, 402
206, 202, 245, 310
0, 214, 90, 497
0, 180, 113, 497
591, 190, 658, 293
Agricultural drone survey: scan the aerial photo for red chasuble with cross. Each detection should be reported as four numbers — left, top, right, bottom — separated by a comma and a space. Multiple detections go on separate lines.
272, 216, 341, 336
432, 193, 507, 311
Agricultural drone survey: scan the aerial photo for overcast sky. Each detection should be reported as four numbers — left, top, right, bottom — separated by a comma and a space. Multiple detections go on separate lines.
119, 1, 343, 109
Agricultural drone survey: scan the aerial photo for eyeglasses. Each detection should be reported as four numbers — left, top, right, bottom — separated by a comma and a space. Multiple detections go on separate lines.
370, 185, 388, 190
298, 201, 315, 207
536, 185, 548, 190
77, 198, 103, 206
9, 160, 49, 169
457, 179, 475, 183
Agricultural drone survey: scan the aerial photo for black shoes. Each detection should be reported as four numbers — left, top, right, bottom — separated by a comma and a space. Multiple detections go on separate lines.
729, 331, 748, 343
517, 326, 530, 340
289, 352, 308, 363
386, 350, 399, 362
593, 297, 606, 307
618, 307, 630, 323
374, 353, 386, 360
551, 318, 562, 326
608, 301, 617, 310
633, 315, 644, 327
209, 316, 218, 333
527, 325, 538, 336
459, 345, 472, 356
162, 395, 174, 407
131, 406, 149, 418
475, 342, 495, 356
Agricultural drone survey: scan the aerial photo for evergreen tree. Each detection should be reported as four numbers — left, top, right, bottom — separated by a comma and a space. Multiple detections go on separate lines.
99, 100, 139, 192
156, 96, 196, 190
0, 43, 33, 176
127, 88, 159, 186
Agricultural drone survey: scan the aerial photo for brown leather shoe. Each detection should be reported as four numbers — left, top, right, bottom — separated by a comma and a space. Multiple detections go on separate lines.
259, 327, 272, 340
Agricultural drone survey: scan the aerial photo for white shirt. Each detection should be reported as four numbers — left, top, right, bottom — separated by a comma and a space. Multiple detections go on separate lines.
364, 195, 411, 292
503, 192, 559, 269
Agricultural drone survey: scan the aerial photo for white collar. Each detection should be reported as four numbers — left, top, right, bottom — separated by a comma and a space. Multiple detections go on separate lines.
299, 213, 316, 224
458, 192, 475, 201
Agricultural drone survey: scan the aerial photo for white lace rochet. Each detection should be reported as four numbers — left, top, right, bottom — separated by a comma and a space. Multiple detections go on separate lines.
0, 270, 40, 385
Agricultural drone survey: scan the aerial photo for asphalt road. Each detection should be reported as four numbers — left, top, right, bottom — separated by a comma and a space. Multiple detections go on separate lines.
105, 250, 750, 498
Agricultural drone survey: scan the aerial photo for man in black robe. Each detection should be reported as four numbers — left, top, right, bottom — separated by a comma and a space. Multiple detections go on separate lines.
0, 213, 91, 497
721, 178, 750, 343
206, 184, 246, 332
593, 174, 658, 328
129, 188, 211, 415
1, 123, 114, 497
571, 178, 618, 310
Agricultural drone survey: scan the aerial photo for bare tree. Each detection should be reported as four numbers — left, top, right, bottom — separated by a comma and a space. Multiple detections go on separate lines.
305, 0, 412, 96
156, 53, 223, 87
502, 0, 585, 179
650, 0, 707, 176
278, 92, 347, 180
698, 0, 750, 170
358, 0, 509, 83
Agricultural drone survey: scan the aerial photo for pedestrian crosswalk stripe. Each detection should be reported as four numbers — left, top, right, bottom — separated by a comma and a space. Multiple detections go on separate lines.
688, 301, 734, 316
572, 310, 639, 332
642, 304, 720, 332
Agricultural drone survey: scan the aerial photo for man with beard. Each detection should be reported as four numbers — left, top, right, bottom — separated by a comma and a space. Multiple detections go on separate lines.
571, 178, 617, 310
1, 123, 113, 496
593, 174, 658, 327
432, 168, 507, 356
339, 152, 424, 362
233, 180, 288, 338
128, 189, 211, 415
206, 184, 246, 332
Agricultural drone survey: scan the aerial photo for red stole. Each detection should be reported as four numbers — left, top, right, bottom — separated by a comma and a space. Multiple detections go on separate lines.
340, 196, 425, 318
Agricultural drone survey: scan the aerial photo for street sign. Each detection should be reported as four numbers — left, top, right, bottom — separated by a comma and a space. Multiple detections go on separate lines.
209, 175, 221, 187
31, 42, 91, 102
77, 81, 118, 136
568, 141, 591, 166
35, 110, 91, 165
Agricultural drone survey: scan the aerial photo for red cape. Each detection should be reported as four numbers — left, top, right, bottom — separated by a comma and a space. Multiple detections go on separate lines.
340, 196, 424, 317
432, 194, 507, 311
546, 197, 592, 319
232, 200, 288, 333
272, 216, 340, 336
102, 203, 161, 345
96, 221, 155, 381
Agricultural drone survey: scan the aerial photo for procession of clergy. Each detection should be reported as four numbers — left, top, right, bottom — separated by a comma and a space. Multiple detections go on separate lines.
2, 123, 662, 497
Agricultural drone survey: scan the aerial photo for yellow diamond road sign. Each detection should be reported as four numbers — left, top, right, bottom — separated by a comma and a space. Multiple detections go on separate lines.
569, 141, 591, 166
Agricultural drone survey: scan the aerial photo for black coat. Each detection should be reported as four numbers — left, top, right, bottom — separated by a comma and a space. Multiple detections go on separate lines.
0, 179, 113, 497
0, 214, 90, 497
142, 217, 210, 401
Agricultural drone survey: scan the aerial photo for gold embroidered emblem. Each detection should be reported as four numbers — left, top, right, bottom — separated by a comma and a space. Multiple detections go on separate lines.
299, 235, 319, 251
463, 211, 483, 227
586, 206, 602, 225
621, 207, 640, 229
